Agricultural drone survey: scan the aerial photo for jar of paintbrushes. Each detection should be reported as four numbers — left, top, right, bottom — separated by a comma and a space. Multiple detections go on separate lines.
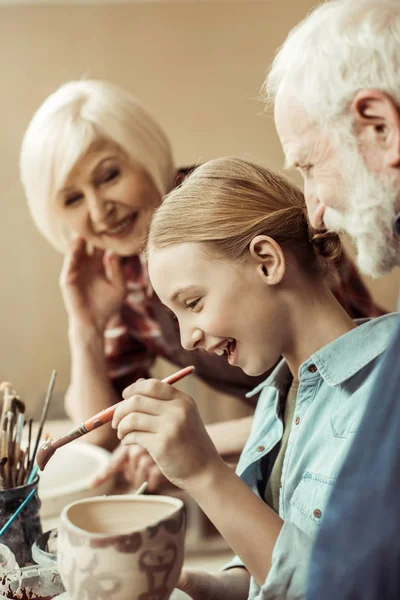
0, 373, 56, 567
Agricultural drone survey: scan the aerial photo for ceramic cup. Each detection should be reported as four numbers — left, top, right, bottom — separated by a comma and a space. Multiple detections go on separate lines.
58, 495, 186, 600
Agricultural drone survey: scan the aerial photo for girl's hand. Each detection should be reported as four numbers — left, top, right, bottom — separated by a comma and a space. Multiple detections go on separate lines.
112, 378, 224, 492
177, 568, 250, 600
177, 570, 222, 600
59, 237, 126, 333
92, 444, 169, 492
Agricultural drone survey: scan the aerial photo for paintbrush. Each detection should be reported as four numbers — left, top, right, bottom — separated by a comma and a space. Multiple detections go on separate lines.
6, 410, 15, 488
27, 370, 57, 478
0, 457, 7, 490
0, 383, 13, 464
37, 365, 195, 471
23, 417, 33, 484
13, 399, 25, 475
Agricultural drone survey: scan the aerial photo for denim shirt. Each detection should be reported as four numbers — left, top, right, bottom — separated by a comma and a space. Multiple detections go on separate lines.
224, 313, 399, 600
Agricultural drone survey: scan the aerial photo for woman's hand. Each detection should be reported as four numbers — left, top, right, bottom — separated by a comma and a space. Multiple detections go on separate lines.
92, 444, 169, 491
59, 237, 125, 333
112, 378, 225, 492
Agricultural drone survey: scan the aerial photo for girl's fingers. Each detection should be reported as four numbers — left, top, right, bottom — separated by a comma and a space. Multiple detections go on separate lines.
121, 431, 151, 449
117, 411, 158, 439
122, 378, 177, 401
112, 394, 164, 428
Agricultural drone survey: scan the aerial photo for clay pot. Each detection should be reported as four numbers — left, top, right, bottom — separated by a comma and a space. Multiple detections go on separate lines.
58, 495, 185, 600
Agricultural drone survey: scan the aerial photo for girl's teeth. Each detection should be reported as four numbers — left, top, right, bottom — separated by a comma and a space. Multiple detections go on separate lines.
214, 347, 225, 356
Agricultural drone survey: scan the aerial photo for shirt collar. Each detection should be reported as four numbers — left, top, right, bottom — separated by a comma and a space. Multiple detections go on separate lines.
247, 313, 399, 397
307, 313, 399, 387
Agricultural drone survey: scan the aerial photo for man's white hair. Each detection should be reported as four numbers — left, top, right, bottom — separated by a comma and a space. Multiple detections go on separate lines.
265, 0, 400, 124
20, 80, 175, 251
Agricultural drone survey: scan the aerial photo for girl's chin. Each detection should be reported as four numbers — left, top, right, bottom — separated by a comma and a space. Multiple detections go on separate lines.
241, 364, 264, 377
242, 359, 279, 378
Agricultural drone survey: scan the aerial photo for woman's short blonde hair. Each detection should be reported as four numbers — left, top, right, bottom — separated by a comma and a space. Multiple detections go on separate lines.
20, 80, 175, 251
148, 157, 341, 277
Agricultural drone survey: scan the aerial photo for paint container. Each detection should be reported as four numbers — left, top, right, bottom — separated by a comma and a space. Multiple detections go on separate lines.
31, 530, 57, 567
0, 565, 64, 599
0, 544, 18, 576
0, 478, 42, 567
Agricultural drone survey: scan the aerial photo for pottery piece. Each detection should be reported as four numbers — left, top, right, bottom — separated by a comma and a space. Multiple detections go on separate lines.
58, 495, 186, 600
39, 444, 114, 519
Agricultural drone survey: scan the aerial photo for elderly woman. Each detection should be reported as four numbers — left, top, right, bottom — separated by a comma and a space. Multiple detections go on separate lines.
20, 79, 383, 491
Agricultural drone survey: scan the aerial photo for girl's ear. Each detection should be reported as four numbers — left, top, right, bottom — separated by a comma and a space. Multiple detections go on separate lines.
249, 235, 285, 285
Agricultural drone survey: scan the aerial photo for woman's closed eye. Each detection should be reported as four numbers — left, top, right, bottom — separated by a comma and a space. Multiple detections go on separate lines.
99, 168, 120, 185
64, 193, 83, 207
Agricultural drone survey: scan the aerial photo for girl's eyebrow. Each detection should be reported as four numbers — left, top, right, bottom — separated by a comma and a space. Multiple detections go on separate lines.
170, 285, 199, 303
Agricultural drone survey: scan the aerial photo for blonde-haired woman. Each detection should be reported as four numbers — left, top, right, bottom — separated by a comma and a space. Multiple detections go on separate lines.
112, 158, 397, 599
21, 80, 382, 492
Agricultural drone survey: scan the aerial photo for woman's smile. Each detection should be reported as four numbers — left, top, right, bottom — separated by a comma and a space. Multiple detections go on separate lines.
99, 211, 138, 238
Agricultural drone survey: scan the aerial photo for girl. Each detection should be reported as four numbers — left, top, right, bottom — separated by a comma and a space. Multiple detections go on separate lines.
19, 80, 267, 488
20, 81, 382, 493
112, 158, 397, 600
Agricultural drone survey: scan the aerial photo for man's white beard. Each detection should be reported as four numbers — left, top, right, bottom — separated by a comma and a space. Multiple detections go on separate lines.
323, 141, 400, 279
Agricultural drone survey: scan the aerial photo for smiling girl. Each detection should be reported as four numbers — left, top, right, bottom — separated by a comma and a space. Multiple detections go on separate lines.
112, 158, 398, 599
20, 80, 276, 482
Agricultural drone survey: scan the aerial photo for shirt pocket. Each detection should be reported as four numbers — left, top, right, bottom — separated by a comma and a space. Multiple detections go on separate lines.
289, 471, 335, 537
330, 382, 370, 438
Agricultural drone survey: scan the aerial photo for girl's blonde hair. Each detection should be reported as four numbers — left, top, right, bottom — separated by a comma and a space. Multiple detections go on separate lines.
148, 157, 341, 276
20, 80, 175, 252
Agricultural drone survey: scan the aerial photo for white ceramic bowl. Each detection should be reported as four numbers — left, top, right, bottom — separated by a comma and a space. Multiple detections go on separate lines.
39, 443, 114, 519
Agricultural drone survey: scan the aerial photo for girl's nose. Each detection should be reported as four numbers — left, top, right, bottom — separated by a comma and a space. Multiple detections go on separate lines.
180, 327, 203, 351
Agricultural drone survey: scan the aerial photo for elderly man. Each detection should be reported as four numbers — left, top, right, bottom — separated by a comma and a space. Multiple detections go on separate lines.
266, 0, 400, 598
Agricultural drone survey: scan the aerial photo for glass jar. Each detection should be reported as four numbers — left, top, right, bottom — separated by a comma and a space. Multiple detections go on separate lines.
0, 477, 42, 566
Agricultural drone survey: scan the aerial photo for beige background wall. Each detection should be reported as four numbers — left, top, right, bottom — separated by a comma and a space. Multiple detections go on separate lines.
1, 0, 399, 415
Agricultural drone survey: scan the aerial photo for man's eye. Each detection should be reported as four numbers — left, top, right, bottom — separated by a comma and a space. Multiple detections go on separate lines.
64, 194, 82, 207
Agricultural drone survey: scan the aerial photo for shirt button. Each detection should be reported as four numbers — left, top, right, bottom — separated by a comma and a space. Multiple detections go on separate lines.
308, 364, 318, 373
257, 445, 265, 452
295, 416, 300, 425
313, 509, 322, 519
